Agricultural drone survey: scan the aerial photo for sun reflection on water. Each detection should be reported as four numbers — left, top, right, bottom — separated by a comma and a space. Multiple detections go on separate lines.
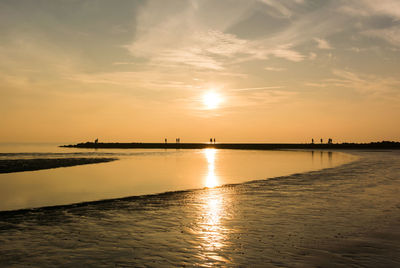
196, 149, 230, 263
200, 189, 225, 252
204, 148, 219, 188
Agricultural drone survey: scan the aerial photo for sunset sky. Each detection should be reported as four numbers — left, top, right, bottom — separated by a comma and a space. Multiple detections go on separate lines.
1, 0, 399, 143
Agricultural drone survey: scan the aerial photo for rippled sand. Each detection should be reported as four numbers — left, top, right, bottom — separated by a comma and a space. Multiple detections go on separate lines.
0, 151, 399, 267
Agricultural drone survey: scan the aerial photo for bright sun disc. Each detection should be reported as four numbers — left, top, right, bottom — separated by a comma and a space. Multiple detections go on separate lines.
203, 91, 221, 109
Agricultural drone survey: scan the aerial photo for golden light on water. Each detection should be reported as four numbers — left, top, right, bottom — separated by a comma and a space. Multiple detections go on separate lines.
196, 148, 230, 261
199, 189, 226, 254
204, 148, 219, 188
203, 91, 222, 110
197, 150, 228, 258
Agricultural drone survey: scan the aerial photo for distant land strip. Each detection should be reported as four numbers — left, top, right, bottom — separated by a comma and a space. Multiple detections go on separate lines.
61, 141, 400, 150
0, 158, 117, 174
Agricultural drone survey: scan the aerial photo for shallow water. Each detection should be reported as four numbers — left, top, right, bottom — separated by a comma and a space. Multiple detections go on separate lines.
0, 144, 354, 211
0, 150, 399, 267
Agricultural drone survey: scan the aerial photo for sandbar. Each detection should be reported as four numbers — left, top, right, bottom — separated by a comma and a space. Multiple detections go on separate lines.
0, 158, 117, 174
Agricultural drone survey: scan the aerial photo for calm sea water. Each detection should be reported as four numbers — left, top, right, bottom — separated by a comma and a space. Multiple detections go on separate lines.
0, 143, 355, 211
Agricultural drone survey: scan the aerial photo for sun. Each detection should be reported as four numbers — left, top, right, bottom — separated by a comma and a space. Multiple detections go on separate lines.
203, 91, 222, 110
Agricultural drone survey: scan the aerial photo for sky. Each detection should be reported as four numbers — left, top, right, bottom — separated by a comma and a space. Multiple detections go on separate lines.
1, 0, 400, 143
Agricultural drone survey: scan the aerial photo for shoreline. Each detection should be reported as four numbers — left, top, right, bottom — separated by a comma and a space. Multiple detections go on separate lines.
61, 141, 400, 150
0, 158, 117, 174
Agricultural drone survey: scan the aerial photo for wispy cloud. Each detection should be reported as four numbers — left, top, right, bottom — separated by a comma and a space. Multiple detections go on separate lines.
308, 52, 317, 60
239, 89, 297, 106
360, 0, 400, 19
269, 44, 305, 62
339, 0, 400, 19
314, 38, 332, 49
125, 0, 317, 71
339, 0, 400, 47
258, 0, 306, 18
330, 69, 400, 98
305, 82, 327, 88
221, 89, 297, 111
154, 48, 224, 70
127, 25, 305, 71
258, 0, 293, 18
265, 67, 286, 72
70, 71, 195, 92
302, 68, 400, 101
363, 27, 400, 47
231, 86, 284, 92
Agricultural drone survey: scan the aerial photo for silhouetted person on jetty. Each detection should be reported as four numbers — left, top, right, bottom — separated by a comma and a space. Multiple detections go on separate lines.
165, 138, 167, 144
94, 138, 99, 149
321, 138, 323, 144
311, 138, 314, 144
214, 138, 216, 144
210, 138, 212, 143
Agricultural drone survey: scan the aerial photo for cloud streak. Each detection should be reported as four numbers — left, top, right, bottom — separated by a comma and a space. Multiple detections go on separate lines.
314, 38, 332, 50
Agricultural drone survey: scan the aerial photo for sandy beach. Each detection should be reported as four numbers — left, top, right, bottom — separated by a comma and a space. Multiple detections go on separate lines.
0, 158, 117, 173
0, 150, 398, 267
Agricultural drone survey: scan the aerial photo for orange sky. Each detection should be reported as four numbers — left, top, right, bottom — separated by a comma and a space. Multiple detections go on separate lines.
1, 0, 399, 143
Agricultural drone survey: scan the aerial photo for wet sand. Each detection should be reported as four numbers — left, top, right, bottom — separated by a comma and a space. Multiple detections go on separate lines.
0, 158, 117, 173
0, 151, 399, 266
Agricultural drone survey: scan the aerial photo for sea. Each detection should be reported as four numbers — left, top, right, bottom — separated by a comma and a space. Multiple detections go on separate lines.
0, 143, 399, 267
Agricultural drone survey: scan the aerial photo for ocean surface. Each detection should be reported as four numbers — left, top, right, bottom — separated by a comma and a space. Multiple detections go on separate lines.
0, 144, 399, 267
0, 143, 354, 211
